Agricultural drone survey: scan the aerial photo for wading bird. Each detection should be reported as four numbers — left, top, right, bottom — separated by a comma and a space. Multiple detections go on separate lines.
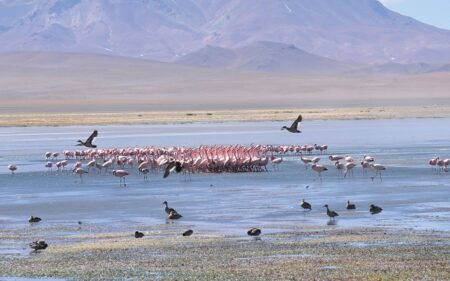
346, 201, 356, 210
28, 216, 42, 223
112, 169, 129, 187
163, 201, 182, 219
29, 240, 48, 251
247, 228, 261, 236
370, 204, 383, 214
323, 204, 339, 220
300, 199, 312, 211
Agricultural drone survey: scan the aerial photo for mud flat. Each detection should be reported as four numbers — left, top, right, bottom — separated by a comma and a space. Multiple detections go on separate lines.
0, 224, 449, 281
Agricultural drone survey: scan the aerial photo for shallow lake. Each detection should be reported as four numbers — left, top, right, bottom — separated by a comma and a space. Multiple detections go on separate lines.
0, 119, 449, 239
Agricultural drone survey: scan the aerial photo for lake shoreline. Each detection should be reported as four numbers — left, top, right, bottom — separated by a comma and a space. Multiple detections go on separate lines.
2, 105, 450, 127
1, 224, 448, 280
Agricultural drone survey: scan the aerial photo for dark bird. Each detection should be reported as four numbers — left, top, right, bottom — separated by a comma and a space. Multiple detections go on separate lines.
76, 130, 98, 148
28, 216, 42, 223
163, 161, 183, 178
247, 228, 261, 236
162, 201, 179, 215
282, 115, 302, 133
168, 211, 183, 220
134, 231, 144, 238
300, 199, 312, 211
323, 204, 339, 220
346, 201, 356, 210
182, 229, 194, 236
29, 240, 48, 251
370, 204, 383, 214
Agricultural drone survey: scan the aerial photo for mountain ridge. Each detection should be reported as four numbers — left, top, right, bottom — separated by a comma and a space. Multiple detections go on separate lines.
0, 0, 449, 65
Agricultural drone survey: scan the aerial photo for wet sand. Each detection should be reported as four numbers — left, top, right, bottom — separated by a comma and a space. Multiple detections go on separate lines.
1, 224, 449, 281
2, 105, 450, 127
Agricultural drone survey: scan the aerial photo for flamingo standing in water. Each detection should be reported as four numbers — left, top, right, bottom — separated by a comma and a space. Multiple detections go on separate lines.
300, 153, 312, 169
112, 170, 129, 187
8, 164, 17, 175
271, 155, 283, 171
45, 162, 53, 173
443, 159, 450, 173
428, 157, 439, 172
344, 162, 356, 178
312, 163, 328, 180
335, 161, 345, 177
370, 163, 386, 181
73, 167, 88, 183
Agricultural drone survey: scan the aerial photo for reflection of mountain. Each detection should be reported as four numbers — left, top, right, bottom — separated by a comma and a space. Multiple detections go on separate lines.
1, 0, 449, 65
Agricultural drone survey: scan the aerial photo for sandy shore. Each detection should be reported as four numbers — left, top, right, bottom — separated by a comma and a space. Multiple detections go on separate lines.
2, 105, 450, 127
0, 224, 449, 280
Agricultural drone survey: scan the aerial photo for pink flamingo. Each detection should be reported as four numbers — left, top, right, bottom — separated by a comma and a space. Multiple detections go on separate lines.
73, 167, 88, 183
437, 159, 445, 174
363, 155, 375, 162
344, 162, 356, 178
443, 159, 450, 172
428, 157, 439, 172
361, 161, 370, 175
45, 162, 52, 172
335, 161, 344, 177
370, 163, 386, 181
112, 170, 129, 187
329, 155, 343, 162
8, 164, 17, 175
345, 156, 354, 163
312, 163, 328, 180
271, 155, 283, 171
44, 152, 52, 161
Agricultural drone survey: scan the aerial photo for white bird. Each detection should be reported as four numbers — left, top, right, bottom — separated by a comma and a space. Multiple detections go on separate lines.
73, 167, 88, 183
370, 163, 386, 181
112, 169, 130, 187
329, 155, 344, 162
344, 162, 356, 178
312, 163, 328, 180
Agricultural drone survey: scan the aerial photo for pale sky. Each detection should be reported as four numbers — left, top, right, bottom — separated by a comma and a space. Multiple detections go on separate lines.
379, 0, 450, 30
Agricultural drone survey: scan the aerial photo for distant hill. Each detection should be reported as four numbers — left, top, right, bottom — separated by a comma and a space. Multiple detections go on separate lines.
177, 41, 354, 74
0, 0, 449, 65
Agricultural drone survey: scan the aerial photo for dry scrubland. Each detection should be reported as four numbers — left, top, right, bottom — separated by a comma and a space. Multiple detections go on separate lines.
0, 52, 450, 126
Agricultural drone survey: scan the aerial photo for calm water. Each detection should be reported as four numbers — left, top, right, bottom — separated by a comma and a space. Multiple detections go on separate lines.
0, 119, 449, 240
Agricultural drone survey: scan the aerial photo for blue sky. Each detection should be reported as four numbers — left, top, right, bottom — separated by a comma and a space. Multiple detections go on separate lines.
380, 0, 450, 30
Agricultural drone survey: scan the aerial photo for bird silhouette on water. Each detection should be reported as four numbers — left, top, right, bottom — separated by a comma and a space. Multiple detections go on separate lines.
134, 231, 144, 238
29, 240, 48, 251
346, 201, 356, 210
76, 130, 98, 148
182, 229, 194, 236
370, 204, 383, 214
163, 161, 182, 178
300, 199, 312, 211
324, 204, 339, 220
163, 201, 183, 219
282, 114, 302, 133
247, 228, 261, 237
28, 216, 42, 223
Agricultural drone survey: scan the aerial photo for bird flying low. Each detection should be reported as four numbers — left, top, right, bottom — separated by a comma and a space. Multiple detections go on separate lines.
76, 130, 98, 148
282, 115, 302, 133
163, 161, 183, 178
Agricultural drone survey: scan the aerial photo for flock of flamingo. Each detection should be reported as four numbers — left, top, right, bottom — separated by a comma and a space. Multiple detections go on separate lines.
4, 115, 449, 249
6, 144, 449, 185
